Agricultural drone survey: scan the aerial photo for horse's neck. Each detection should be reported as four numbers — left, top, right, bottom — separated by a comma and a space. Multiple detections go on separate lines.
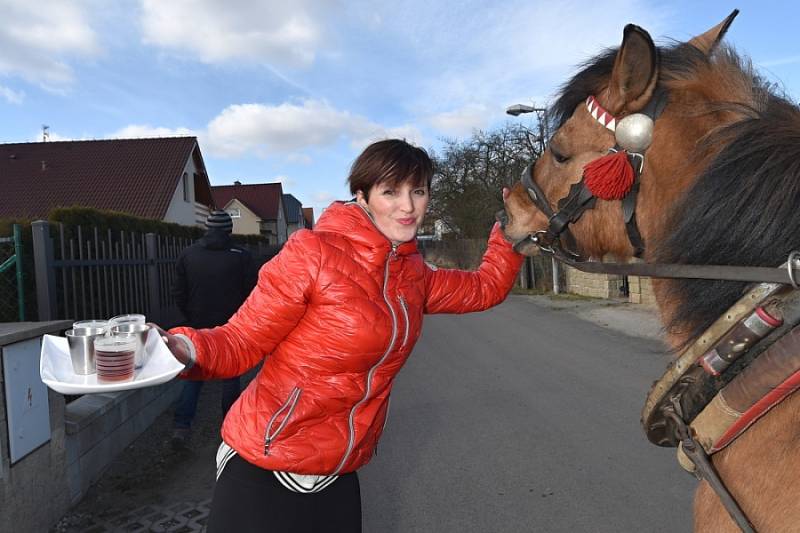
694, 391, 800, 532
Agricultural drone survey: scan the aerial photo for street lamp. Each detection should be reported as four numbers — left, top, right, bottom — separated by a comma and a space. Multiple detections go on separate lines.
505, 104, 543, 116
505, 102, 560, 294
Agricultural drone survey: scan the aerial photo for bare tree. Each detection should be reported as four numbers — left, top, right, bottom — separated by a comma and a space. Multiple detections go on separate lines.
428, 122, 544, 239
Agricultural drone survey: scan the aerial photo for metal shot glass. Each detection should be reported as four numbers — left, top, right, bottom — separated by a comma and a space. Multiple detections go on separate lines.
65, 328, 106, 375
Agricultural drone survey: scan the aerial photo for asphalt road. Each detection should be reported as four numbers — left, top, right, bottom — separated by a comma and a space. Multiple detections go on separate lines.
360, 295, 696, 533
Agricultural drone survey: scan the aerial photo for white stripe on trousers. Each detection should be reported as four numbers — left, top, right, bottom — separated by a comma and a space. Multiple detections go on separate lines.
215, 441, 339, 494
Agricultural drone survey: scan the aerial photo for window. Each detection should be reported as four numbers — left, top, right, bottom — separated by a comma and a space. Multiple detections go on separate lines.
182, 172, 190, 202
227, 208, 241, 218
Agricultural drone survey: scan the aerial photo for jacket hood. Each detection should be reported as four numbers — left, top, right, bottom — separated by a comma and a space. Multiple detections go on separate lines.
314, 201, 419, 256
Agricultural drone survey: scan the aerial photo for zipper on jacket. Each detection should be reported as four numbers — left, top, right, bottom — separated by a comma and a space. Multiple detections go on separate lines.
264, 386, 302, 456
333, 250, 398, 474
398, 296, 410, 349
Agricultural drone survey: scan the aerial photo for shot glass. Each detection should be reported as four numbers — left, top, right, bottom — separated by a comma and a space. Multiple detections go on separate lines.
65, 328, 105, 375
108, 314, 146, 328
93, 336, 137, 383
72, 320, 108, 336
110, 323, 151, 369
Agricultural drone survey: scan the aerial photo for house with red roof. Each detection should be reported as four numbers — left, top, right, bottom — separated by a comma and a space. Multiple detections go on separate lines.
211, 181, 288, 245
0, 137, 214, 226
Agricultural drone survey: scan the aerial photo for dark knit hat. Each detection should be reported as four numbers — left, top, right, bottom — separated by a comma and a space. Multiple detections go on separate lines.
206, 210, 233, 233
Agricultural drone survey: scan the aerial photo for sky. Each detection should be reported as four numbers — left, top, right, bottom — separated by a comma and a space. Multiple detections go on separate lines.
1, 1, 799, 219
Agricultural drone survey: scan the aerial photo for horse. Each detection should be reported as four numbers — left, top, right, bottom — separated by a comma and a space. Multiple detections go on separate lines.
500, 11, 800, 532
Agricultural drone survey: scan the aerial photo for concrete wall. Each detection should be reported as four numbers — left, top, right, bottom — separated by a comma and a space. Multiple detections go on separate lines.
0, 321, 72, 533
0, 366, 72, 533
0, 322, 181, 531
64, 381, 181, 504
565, 267, 627, 299
628, 276, 656, 305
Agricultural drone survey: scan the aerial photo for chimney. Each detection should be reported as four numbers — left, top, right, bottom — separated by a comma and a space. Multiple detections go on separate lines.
234, 180, 241, 186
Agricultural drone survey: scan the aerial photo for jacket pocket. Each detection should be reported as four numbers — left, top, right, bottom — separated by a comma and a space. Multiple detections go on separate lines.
398, 296, 410, 349
264, 386, 302, 456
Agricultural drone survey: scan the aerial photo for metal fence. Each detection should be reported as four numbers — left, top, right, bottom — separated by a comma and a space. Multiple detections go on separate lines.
31, 220, 192, 326
0, 224, 25, 321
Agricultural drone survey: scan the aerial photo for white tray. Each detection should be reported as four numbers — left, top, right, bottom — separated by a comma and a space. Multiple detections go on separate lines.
40, 328, 185, 394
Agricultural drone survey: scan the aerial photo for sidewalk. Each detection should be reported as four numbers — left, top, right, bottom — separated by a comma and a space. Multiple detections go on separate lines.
49, 295, 664, 532
51, 378, 232, 533
519, 293, 664, 343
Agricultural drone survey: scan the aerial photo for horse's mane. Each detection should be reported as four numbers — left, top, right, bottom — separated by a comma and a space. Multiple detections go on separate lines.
551, 42, 800, 348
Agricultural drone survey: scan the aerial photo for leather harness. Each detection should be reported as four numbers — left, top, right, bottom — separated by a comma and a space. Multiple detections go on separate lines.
514, 90, 800, 533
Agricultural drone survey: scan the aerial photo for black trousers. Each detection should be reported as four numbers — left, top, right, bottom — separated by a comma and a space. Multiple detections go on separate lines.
207, 454, 362, 533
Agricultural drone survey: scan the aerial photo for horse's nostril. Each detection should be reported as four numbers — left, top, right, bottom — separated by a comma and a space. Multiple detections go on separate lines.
496, 210, 509, 228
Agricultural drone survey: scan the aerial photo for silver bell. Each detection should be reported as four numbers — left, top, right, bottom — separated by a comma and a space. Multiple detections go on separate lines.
614, 113, 654, 153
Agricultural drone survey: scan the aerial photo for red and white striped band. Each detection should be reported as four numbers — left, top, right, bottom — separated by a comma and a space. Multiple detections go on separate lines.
585, 96, 617, 132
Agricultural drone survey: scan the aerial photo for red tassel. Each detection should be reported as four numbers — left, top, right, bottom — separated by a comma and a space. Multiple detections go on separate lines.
583, 150, 635, 200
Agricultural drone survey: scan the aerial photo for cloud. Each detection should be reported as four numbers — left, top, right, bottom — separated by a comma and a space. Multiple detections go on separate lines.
0, 0, 99, 88
427, 105, 491, 137
274, 175, 298, 189
759, 55, 800, 68
312, 191, 338, 205
139, 0, 331, 67
0, 85, 24, 104
108, 125, 197, 139
361, 0, 661, 126
204, 99, 421, 158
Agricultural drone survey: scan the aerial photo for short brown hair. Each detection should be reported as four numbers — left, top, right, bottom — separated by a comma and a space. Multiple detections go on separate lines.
347, 139, 433, 200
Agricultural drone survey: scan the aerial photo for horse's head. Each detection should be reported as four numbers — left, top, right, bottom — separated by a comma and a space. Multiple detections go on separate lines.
502, 12, 739, 260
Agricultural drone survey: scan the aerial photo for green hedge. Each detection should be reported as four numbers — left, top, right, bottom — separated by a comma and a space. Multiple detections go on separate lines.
47, 206, 269, 245
49, 206, 204, 239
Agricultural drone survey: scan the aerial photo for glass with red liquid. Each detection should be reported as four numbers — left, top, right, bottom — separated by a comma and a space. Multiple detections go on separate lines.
93, 336, 137, 383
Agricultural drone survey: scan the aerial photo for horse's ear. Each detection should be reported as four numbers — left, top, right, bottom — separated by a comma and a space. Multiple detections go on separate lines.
606, 24, 658, 115
689, 9, 739, 55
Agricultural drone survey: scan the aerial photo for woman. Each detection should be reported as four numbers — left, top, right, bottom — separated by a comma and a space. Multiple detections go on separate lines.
157, 139, 524, 532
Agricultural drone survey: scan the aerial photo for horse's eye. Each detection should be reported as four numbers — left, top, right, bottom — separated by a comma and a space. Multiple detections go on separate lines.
550, 148, 570, 164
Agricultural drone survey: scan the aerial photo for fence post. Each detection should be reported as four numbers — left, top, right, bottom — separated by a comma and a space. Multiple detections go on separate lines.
528, 257, 535, 290
32, 220, 57, 321
13, 224, 24, 321
145, 233, 160, 324
551, 256, 560, 295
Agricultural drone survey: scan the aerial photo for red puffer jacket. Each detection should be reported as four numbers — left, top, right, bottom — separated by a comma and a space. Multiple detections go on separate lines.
171, 201, 523, 475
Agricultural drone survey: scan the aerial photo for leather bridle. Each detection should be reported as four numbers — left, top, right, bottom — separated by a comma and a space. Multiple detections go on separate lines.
512, 91, 800, 288
515, 90, 668, 259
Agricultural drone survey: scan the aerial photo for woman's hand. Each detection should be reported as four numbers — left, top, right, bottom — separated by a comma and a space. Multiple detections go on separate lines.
147, 323, 191, 366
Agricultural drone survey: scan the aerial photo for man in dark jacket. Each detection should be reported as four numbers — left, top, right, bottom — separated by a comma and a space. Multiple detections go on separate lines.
171, 210, 257, 448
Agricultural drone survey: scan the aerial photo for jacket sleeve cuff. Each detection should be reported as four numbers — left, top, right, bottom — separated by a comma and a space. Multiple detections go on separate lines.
174, 333, 196, 371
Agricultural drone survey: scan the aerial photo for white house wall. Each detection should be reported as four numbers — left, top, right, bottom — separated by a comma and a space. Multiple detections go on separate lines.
226, 199, 261, 235
163, 153, 203, 227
